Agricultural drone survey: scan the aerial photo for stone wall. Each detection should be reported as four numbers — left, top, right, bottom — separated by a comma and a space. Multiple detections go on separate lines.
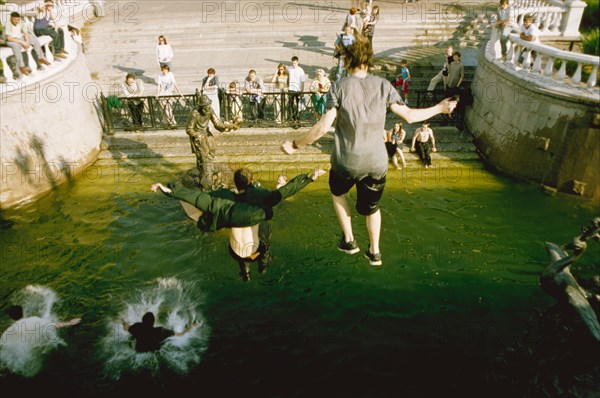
0, 51, 103, 208
466, 55, 600, 200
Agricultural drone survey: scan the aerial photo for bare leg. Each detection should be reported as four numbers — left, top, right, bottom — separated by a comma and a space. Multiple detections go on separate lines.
332, 194, 354, 243
366, 209, 381, 254
396, 148, 406, 167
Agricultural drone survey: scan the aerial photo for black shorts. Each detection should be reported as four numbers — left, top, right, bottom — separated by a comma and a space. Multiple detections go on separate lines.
329, 169, 386, 216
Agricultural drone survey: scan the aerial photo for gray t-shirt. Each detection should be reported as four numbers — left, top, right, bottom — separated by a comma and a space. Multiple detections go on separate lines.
447, 62, 464, 88
326, 75, 403, 180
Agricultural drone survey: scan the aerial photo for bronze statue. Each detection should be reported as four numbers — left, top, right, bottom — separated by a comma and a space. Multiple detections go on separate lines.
185, 94, 240, 190
542, 217, 600, 342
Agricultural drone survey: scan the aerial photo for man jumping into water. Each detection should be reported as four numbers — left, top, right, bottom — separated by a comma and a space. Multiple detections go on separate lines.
151, 168, 326, 281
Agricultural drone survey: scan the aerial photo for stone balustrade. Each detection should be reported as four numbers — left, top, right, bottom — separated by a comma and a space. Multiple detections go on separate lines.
500, 0, 586, 38
487, 28, 599, 101
0, 0, 103, 88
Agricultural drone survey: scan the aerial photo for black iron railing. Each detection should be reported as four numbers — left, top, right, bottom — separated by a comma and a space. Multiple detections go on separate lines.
101, 90, 327, 133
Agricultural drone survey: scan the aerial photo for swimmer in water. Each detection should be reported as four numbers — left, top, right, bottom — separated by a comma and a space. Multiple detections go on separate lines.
0, 305, 80, 377
123, 311, 198, 353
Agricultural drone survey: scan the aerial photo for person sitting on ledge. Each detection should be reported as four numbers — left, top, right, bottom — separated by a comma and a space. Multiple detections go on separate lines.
5, 12, 52, 77
34, 0, 67, 60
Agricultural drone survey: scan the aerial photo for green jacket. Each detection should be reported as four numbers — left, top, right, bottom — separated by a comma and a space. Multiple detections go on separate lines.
167, 173, 313, 232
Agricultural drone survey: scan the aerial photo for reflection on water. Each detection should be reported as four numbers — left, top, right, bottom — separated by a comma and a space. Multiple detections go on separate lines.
101, 277, 210, 379
0, 162, 598, 396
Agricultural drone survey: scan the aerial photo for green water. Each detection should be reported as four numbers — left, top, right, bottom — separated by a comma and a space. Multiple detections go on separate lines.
0, 160, 598, 397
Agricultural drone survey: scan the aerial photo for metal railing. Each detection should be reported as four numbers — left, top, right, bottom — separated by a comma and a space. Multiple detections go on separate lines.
101, 90, 325, 133
414, 88, 470, 128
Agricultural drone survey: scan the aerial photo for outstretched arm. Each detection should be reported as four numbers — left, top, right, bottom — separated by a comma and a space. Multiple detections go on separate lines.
390, 99, 456, 124
174, 321, 200, 336
55, 318, 81, 329
282, 107, 337, 154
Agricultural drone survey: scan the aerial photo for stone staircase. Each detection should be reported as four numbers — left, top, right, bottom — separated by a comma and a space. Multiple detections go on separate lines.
95, 125, 479, 168
82, 0, 493, 96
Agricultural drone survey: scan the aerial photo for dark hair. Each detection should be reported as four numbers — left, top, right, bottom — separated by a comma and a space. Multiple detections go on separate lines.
207, 67, 216, 75
248, 69, 256, 75
291, 56, 299, 62
142, 312, 155, 326
400, 59, 408, 66
10, 12, 21, 18
344, 35, 373, 70
125, 73, 136, 81
7, 305, 23, 320
229, 81, 237, 89
452, 51, 461, 58
523, 14, 533, 22
158, 35, 167, 44
234, 169, 253, 191
161, 64, 170, 72
372, 5, 380, 14
500, 0, 509, 5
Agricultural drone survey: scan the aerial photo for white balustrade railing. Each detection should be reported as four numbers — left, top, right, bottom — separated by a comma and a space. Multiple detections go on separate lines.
486, 30, 598, 94
507, 0, 586, 38
0, 1, 104, 90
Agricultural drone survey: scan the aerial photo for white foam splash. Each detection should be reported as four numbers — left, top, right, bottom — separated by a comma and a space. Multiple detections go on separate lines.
101, 277, 210, 379
0, 285, 65, 378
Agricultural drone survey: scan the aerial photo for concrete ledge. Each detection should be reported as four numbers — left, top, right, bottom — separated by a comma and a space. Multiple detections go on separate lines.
0, 49, 103, 208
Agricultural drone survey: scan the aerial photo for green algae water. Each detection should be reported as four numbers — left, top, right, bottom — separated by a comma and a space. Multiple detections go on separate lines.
1, 161, 598, 397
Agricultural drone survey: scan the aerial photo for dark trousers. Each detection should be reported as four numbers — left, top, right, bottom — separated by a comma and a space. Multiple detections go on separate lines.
229, 221, 272, 281
34, 27, 64, 53
249, 99, 265, 120
127, 100, 144, 126
416, 141, 432, 166
288, 92, 301, 121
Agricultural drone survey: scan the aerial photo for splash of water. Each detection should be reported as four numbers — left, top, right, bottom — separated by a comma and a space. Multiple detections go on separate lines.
0, 285, 64, 378
101, 277, 210, 379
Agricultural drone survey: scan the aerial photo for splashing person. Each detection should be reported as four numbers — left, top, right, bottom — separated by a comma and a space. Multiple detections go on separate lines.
0, 286, 80, 378
123, 312, 198, 353
186, 94, 240, 190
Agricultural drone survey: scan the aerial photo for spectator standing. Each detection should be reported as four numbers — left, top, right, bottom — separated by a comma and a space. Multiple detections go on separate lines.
309, 68, 331, 118
227, 81, 243, 123
244, 69, 266, 122
362, 5, 379, 47
334, 24, 356, 82
156, 35, 174, 71
270, 63, 289, 123
427, 45, 454, 92
410, 122, 437, 169
445, 51, 463, 97
287, 56, 306, 122
518, 14, 540, 67
202, 67, 221, 118
121, 73, 145, 129
156, 64, 183, 127
393, 60, 411, 105
5, 12, 51, 77
34, 0, 66, 60
493, 0, 519, 62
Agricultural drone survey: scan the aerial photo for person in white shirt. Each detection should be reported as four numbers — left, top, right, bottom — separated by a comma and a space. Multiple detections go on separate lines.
5, 12, 51, 77
518, 14, 540, 67
156, 34, 174, 71
287, 56, 306, 122
156, 64, 183, 127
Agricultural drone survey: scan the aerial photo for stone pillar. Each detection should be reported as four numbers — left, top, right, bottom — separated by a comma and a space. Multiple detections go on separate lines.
561, 1, 586, 37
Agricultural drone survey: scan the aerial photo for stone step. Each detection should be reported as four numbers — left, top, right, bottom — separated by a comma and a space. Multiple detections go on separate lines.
95, 150, 480, 166
99, 139, 476, 160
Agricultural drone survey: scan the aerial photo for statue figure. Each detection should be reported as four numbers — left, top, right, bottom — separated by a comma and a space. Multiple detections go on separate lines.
542, 217, 600, 342
186, 94, 240, 190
